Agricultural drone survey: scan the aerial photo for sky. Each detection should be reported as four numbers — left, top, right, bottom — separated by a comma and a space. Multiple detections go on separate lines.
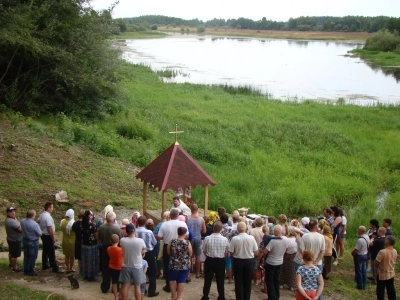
91, 0, 400, 21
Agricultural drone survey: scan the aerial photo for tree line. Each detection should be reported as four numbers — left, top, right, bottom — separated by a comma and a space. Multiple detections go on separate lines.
123, 15, 400, 33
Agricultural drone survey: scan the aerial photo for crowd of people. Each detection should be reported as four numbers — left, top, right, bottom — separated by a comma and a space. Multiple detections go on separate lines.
3, 198, 397, 300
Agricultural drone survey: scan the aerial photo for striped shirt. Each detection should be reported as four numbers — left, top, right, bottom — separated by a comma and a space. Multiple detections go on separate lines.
202, 233, 229, 258
135, 227, 157, 252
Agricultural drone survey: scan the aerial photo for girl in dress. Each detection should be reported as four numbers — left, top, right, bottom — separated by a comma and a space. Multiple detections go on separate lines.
295, 250, 324, 300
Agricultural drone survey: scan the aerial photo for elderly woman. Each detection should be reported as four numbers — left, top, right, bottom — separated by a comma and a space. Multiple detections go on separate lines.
154, 210, 170, 278
280, 226, 298, 292
81, 210, 99, 280
60, 209, 76, 272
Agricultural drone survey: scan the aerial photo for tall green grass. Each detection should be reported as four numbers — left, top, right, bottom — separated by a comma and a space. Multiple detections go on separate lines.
23, 62, 400, 240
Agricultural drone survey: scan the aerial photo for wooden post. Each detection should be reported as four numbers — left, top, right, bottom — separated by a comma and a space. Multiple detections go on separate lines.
204, 185, 209, 216
143, 181, 148, 216
162, 190, 167, 219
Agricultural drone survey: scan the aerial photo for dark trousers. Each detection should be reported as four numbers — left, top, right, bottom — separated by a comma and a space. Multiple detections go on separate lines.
233, 258, 253, 300
202, 257, 226, 300
101, 246, 111, 293
23, 239, 39, 275
377, 276, 396, 300
145, 250, 157, 295
265, 263, 282, 300
354, 254, 367, 290
163, 244, 170, 290
41, 235, 59, 272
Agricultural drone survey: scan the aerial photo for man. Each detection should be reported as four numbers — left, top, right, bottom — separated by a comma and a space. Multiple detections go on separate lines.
369, 227, 386, 282
38, 202, 63, 273
170, 196, 191, 216
156, 208, 188, 293
263, 225, 289, 300
187, 204, 206, 279
21, 209, 42, 276
375, 235, 397, 300
382, 218, 393, 236
98, 211, 122, 293
201, 221, 229, 300
323, 208, 334, 232
351, 226, 370, 290
229, 222, 258, 300
120, 223, 146, 300
135, 216, 159, 297
302, 219, 325, 299
5, 206, 22, 272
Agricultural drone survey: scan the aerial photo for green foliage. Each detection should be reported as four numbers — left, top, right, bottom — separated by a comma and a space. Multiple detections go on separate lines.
364, 29, 400, 52
0, 283, 65, 300
385, 17, 400, 34
197, 26, 206, 34
0, 0, 121, 118
151, 24, 158, 30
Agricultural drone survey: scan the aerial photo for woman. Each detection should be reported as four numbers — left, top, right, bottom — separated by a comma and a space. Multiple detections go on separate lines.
154, 211, 170, 278
278, 214, 288, 237
132, 211, 141, 227
167, 227, 193, 300
250, 217, 265, 285
60, 209, 76, 272
96, 205, 114, 272
296, 250, 324, 300
81, 210, 99, 280
330, 206, 342, 266
120, 218, 130, 238
72, 210, 85, 271
280, 226, 298, 292
338, 210, 347, 259
322, 225, 333, 280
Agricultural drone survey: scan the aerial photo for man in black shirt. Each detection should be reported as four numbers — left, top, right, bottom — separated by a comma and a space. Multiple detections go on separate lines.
369, 227, 386, 282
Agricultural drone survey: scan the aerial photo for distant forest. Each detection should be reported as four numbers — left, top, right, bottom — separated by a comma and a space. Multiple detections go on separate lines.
122, 15, 398, 32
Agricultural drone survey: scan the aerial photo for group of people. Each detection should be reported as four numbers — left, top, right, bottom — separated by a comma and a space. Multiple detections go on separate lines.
4, 199, 397, 300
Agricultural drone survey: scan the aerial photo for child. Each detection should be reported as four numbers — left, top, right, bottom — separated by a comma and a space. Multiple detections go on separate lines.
107, 234, 123, 300
140, 258, 148, 300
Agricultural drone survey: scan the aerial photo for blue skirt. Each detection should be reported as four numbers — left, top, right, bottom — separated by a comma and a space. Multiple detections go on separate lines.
81, 244, 99, 279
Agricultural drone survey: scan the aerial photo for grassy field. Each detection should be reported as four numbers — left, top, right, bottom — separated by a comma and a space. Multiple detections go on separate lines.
349, 49, 400, 67
159, 27, 372, 40
114, 31, 167, 39
3, 62, 399, 239
0, 283, 63, 300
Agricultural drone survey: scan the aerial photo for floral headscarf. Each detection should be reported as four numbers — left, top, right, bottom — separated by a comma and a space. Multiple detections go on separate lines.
208, 211, 218, 225
132, 211, 141, 227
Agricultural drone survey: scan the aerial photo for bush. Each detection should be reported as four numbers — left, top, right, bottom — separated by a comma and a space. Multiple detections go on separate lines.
364, 29, 400, 52
197, 26, 205, 34
150, 24, 157, 30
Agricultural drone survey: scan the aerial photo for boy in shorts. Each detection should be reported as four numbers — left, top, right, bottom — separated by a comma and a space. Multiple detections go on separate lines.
108, 234, 123, 300
140, 258, 148, 300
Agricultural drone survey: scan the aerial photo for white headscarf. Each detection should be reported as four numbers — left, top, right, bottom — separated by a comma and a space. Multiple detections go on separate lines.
64, 209, 75, 235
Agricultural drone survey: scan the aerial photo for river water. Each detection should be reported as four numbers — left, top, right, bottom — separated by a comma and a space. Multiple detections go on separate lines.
122, 35, 400, 105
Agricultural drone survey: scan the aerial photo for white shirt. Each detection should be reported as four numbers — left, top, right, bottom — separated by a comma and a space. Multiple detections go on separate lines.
38, 211, 55, 235
158, 219, 188, 244
120, 237, 146, 268
342, 216, 347, 234
302, 232, 325, 265
265, 237, 289, 266
286, 237, 298, 255
229, 233, 258, 259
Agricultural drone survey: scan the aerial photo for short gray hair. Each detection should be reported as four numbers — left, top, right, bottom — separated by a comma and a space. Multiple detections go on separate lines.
106, 211, 116, 222
169, 208, 180, 219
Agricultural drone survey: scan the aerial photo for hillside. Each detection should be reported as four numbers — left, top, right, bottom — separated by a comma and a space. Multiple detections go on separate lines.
0, 116, 160, 219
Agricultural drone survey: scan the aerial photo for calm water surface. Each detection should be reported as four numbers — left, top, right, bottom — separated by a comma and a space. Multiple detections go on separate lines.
122, 36, 400, 105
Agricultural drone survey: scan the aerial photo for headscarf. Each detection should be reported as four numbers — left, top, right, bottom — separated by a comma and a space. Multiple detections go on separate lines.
178, 215, 186, 222
208, 211, 218, 225
318, 219, 328, 230
64, 209, 75, 235
132, 211, 141, 227
102, 205, 113, 223
301, 217, 310, 226
323, 225, 333, 241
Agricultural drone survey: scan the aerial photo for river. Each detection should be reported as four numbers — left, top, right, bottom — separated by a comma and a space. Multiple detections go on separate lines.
121, 35, 400, 105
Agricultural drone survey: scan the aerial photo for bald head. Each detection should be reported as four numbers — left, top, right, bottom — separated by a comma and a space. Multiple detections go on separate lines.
237, 222, 247, 233
377, 227, 387, 237
274, 225, 282, 236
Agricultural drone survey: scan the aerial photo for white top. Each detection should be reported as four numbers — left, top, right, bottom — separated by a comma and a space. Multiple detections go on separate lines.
265, 237, 289, 265
170, 201, 191, 216
302, 232, 325, 265
229, 233, 258, 259
38, 211, 55, 235
286, 237, 298, 255
120, 237, 146, 268
158, 219, 188, 244
355, 234, 370, 255
341, 216, 347, 234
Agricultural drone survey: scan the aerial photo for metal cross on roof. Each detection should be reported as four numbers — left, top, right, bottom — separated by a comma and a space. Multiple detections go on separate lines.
169, 124, 184, 145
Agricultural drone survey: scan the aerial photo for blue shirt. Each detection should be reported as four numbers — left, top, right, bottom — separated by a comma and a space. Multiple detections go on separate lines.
136, 227, 157, 251
21, 218, 42, 240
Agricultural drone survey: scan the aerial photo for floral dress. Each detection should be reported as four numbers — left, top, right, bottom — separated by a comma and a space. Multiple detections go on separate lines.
169, 239, 190, 270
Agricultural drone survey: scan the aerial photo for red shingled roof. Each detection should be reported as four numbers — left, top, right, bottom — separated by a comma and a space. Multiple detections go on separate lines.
136, 142, 216, 191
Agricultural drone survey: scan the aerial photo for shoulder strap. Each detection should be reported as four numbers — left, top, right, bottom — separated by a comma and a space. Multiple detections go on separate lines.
359, 237, 369, 249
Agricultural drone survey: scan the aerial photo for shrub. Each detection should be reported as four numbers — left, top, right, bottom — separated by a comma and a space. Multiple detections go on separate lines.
364, 29, 400, 52
197, 26, 205, 34
150, 24, 157, 30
